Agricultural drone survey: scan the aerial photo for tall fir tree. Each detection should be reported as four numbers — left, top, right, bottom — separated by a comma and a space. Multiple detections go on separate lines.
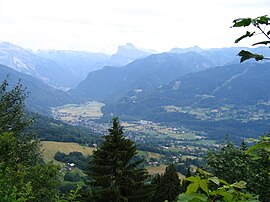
179, 167, 191, 193
87, 117, 153, 202
151, 164, 180, 202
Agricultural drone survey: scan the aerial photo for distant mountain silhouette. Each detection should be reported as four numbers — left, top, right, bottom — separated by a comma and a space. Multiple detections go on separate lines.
36, 49, 109, 87
106, 43, 155, 66
71, 51, 214, 102
0, 42, 75, 88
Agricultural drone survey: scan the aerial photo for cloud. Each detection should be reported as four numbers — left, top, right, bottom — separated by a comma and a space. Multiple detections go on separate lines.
0, 0, 269, 52
115, 8, 164, 16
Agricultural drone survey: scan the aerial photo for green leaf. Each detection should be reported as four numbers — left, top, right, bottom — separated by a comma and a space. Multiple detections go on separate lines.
238, 50, 264, 63
199, 179, 209, 194
246, 142, 270, 154
218, 179, 229, 185
186, 182, 199, 194
257, 15, 270, 25
210, 189, 226, 196
209, 177, 220, 185
177, 193, 208, 202
186, 175, 201, 183
223, 192, 234, 202
231, 180, 246, 189
177, 193, 196, 202
196, 168, 213, 177
232, 18, 252, 27
252, 40, 270, 46
235, 31, 255, 43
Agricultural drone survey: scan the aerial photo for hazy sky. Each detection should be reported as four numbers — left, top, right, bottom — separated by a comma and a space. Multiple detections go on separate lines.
0, 0, 269, 53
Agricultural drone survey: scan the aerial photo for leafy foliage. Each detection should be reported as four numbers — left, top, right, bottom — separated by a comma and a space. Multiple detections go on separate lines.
176, 170, 259, 202
0, 79, 31, 134
232, 15, 270, 62
206, 138, 270, 202
246, 136, 270, 161
0, 79, 61, 201
237, 50, 264, 63
54, 151, 89, 171
206, 140, 247, 183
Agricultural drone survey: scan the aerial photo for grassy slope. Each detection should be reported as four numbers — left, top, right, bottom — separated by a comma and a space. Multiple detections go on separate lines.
41, 141, 185, 176
41, 141, 95, 162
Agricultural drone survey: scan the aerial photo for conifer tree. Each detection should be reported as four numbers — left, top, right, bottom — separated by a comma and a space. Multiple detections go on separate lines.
88, 117, 153, 202
151, 164, 180, 202
180, 167, 191, 193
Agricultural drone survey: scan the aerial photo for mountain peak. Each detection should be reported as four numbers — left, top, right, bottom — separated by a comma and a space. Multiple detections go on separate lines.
107, 43, 153, 66
0, 41, 27, 51
125, 43, 135, 47
116, 43, 138, 53
170, 46, 203, 54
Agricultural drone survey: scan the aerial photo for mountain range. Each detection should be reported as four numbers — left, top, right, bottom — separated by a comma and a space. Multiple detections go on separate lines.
71, 51, 214, 102
105, 63, 270, 114
103, 62, 270, 139
1, 41, 270, 140
0, 42, 152, 89
0, 41, 160, 114
72, 46, 270, 103
35, 49, 110, 87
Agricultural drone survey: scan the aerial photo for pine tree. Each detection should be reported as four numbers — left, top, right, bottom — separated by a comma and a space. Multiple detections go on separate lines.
152, 164, 180, 202
87, 117, 153, 202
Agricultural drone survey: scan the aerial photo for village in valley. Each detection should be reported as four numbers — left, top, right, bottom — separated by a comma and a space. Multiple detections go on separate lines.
51, 102, 218, 173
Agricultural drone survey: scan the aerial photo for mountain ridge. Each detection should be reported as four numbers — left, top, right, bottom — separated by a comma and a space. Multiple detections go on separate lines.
0, 64, 80, 116
71, 51, 214, 102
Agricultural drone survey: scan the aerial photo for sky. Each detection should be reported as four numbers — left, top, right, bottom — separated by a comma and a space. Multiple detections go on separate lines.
0, 0, 269, 54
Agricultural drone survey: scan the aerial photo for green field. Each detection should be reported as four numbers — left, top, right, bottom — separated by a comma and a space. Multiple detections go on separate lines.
194, 139, 216, 145
52, 101, 105, 122
167, 132, 197, 140
181, 155, 199, 160
41, 141, 95, 162
145, 164, 167, 174
41, 141, 169, 174
122, 121, 199, 141
137, 150, 162, 160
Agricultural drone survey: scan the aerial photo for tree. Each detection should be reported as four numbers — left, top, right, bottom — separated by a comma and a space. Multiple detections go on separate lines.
151, 164, 180, 202
232, 15, 270, 62
0, 79, 41, 166
206, 139, 270, 202
87, 117, 153, 202
179, 168, 191, 194
206, 140, 247, 184
0, 79, 60, 201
